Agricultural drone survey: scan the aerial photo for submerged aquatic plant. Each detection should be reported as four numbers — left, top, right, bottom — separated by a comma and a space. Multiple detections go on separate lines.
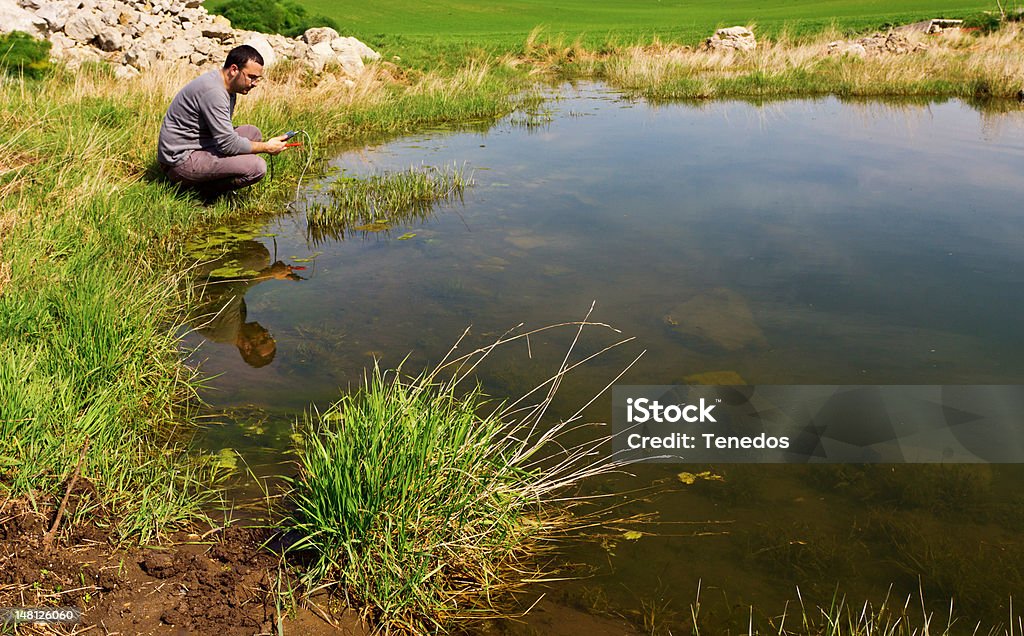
283, 311, 641, 633
305, 163, 472, 230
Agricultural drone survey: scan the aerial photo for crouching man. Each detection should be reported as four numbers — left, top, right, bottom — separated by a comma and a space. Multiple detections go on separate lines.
157, 45, 288, 199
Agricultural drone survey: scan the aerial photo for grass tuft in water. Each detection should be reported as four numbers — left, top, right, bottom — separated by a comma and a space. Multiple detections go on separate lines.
283, 318, 638, 633
306, 163, 472, 230
682, 581, 1024, 635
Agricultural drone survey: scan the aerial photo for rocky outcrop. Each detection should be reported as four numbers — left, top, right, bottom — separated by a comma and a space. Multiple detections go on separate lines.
827, 31, 928, 57
0, 0, 48, 36
3, 0, 380, 79
703, 26, 756, 52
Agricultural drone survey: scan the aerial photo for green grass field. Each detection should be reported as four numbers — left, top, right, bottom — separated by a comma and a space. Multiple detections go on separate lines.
209, 0, 998, 64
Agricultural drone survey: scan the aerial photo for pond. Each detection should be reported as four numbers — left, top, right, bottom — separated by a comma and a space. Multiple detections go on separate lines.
184, 83, 1024, 632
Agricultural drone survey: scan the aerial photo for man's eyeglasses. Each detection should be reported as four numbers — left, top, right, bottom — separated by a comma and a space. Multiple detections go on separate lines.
231, 65, 262, 84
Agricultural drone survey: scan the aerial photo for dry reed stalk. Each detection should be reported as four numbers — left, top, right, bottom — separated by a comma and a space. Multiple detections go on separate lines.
605, 22, 1024, 96
0, 261, 10, 296
0, 211, 15, 295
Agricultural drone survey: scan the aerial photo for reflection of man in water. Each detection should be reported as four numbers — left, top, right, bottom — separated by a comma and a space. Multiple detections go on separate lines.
194, 241, 301, 368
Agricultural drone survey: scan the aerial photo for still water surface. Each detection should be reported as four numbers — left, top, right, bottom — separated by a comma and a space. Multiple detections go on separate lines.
186, 84, 1024, 630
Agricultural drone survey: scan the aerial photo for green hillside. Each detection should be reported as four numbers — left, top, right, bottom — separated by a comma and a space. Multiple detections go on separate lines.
208, 0, 995, 64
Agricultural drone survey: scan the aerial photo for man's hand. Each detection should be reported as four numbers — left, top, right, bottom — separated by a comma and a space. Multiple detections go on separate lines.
252, 135, 288, 155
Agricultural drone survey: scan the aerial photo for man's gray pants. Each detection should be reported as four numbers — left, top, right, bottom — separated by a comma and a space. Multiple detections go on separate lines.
162, 125, 267, 196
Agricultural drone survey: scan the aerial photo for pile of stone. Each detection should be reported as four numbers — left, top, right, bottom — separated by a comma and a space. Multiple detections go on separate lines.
827, 31, 928, 57
0, 0, 380, 79
703, 26, 756, 52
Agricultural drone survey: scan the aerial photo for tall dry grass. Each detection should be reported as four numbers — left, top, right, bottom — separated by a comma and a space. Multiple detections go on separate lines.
602, 24, 1024, 99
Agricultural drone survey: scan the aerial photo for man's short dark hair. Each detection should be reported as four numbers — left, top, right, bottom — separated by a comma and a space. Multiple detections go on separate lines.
224, 45, 264, 70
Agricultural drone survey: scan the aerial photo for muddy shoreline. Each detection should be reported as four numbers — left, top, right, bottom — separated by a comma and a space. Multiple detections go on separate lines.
0, 499, 643, 635
0, 500, 366, 635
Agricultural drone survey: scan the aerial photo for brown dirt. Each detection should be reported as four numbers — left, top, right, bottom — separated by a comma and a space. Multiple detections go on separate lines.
0, 499, 641, 635
0, 499, 367, 635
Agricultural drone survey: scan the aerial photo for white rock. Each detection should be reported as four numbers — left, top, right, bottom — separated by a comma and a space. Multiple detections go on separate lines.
827, 41, 867, 57
64, 11, 104, 42
200, 14, 231, 41
704, 26, 756, 52
117, 10, 137, 26
60, 45, 102, 67
123, 42, 155, 69
359, 42, 380, 61
335, 48, 364, 77
114, 63, 138, 78
303, 26, 338, 46
20, 0, 380, 78
35, 2, 74, 32
845, 43, 867, 56
330, 35, 380, 61
138, 29, 163, 47
96, 26, 123, 50
0, 0, 48, 36
717, 26, 753, 39
156, 22, 179, 40
306, 40, 334, 73
289, 40, 310, 58
160, 36, 192, 59
47, 30, 75, 54
242, 34, 275, 66
191, 36, 215, 55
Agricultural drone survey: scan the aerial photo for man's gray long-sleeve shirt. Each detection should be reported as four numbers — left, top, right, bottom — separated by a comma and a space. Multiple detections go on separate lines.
157, 70, 253, 166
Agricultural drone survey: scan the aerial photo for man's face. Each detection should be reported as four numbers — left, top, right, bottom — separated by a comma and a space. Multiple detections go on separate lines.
226, 60, 263, 95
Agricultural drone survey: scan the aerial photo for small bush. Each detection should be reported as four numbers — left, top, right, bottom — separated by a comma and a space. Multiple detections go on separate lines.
962, 11, 1004, 33
0, 31, 51, 79
212, 0, 340, 38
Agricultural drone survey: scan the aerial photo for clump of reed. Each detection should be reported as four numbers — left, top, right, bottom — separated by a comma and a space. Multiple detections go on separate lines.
509, 27, 604, 76
283, 317, 639, 633
603, 23, 1024, 101
305, 163, 472, 229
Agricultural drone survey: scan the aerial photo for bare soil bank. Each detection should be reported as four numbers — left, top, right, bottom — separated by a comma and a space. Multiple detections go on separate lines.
0, 500, 365, 635
0, 499, 640, 635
